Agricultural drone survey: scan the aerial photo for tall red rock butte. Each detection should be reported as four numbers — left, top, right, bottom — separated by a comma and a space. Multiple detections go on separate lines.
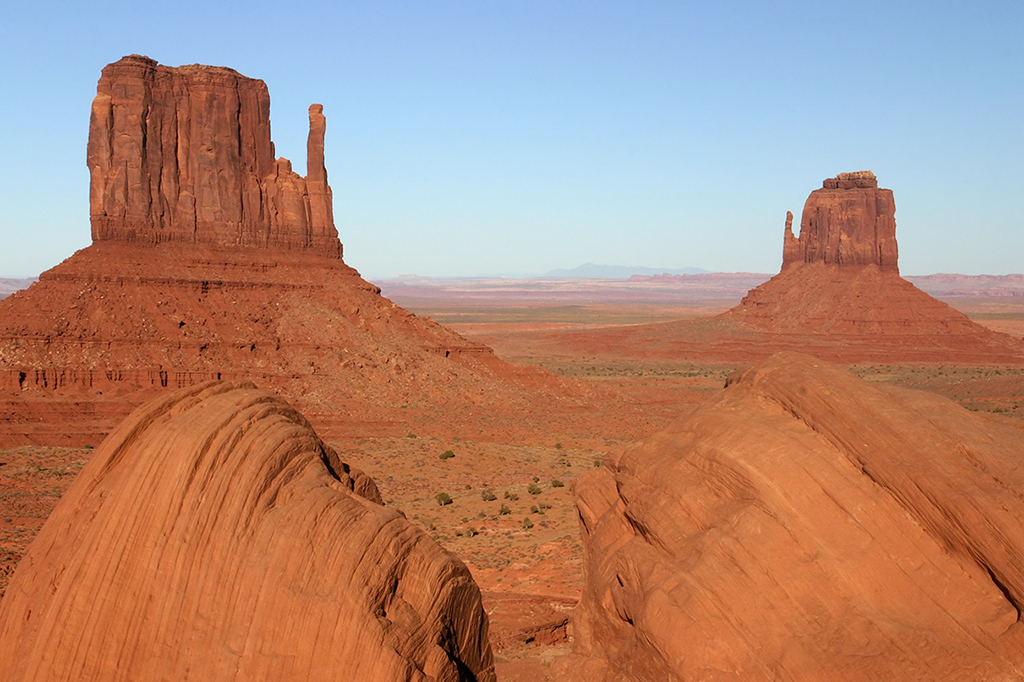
0, 56, 570, 447
561, 352, 1024, 681
0, 381, 495, 681
88, 55, 338, 255
721, 171, 1024, 361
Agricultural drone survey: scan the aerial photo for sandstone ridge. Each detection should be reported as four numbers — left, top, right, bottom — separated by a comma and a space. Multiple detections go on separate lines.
564, 352, 1024, 681
89, 55, 338, 255
0, 381, 495, 681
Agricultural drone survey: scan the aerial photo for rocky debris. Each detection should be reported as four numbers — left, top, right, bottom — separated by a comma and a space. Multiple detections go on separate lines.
0, 381, 495, 681
88, 55, 339, 256
562, 352, 1024, 681
782, 170, 898, 271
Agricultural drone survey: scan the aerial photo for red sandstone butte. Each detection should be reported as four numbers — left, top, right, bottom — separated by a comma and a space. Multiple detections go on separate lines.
0, 381, 496, 681
721, 172, 1024, 360
88, 55, 338, 255
0, 56, 569, 446
561, 352, 1024, 681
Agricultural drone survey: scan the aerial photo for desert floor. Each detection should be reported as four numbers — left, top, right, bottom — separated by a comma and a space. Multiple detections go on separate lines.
2, 291, 1023, 680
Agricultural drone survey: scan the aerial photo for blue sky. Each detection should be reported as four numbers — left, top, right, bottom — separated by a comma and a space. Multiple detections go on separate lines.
1, 0, 1021, 278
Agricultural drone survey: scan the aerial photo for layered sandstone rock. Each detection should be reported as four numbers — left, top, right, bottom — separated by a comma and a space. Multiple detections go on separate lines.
0, 381, 495, 681
88, 55, 339, 255
564, 352, 1024, 681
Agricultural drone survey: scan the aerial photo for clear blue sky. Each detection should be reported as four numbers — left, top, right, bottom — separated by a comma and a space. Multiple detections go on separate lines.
1, 0, 1021, 278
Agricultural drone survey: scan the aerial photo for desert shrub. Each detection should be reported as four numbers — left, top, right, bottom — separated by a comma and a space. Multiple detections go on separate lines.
551, 479, 565, 488
499, 504, 512, 515
530, 505, 539, 514
522, 517, 534, 530
554, 442, 562, 450
593, 459, 601, 467
504, 490, 519, 501
539, 502, 552, 510
464, 483, 472, 489
435, 492, 452, 506
481, 488, 497, 502
407, 433, 417, 438
439, 450, 455, 460
527, 483, 542, 495
533, 476, 540, 483
466, 527, 478, 537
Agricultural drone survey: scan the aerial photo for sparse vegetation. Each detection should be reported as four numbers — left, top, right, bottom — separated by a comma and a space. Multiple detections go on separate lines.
435, 492, 452, 506
527, 483, 542, 495
551, 479, 565, 488
522, 517, 534, 530
439, 450, 455, 460
504, 490, 519, 501
481, 488, 497, 501
499, 504, 511, 515
554, 442, 562, 450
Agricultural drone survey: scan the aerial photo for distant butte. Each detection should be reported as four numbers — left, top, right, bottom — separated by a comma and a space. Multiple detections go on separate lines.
720, 171, 1024, 360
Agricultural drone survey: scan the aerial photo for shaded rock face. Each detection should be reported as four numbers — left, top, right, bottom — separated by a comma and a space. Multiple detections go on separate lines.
565, 352, 1024, 681
782, 170, 898, 271
0, 381, 495, 681
88, 55, 338, 255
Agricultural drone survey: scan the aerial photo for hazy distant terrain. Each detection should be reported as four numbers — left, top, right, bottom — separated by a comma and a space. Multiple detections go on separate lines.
0, 278, 36, 299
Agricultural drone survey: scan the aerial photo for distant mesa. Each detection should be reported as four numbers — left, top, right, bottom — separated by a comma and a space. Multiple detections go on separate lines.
563, 352, 1024, 680
89, 54, 338, 255
0, 381, 495, 681
543, 263, 709, 279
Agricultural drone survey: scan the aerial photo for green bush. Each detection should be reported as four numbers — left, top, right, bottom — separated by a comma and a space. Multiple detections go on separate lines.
481, 488, 497, 502
551, 479, 565, 488
435, 492, 452, 506
504, 490, 519, 501
554, 442, 562, 450
439, 450, 455, 460
522, 517, 534, 530
499, 504, 512, 515
530, 505, 539, 514
527, 483, 542, 495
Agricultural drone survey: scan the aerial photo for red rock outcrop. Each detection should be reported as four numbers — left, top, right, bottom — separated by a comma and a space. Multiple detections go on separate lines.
88, 55, 339, 255
782, 170, 898, 270
0, 56, 573, 446
718, 172, 1024, 360
0, 381, 495, 681
563, 352, 1024, 681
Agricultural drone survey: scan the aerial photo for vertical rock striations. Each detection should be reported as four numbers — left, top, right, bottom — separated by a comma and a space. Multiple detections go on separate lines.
781, 171, 898, 271
87, 54, 340, 256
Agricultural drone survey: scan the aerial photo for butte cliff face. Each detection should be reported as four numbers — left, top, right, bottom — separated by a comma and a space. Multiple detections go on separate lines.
563, 352, 1024, 681
88, 55, 338, 255
782, 170, 898, 271
0, 56, 568, 446
0, 381, 495, 681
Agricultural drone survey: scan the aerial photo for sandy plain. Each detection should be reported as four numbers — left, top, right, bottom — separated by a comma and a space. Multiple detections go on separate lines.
2, 274, 1023, 679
